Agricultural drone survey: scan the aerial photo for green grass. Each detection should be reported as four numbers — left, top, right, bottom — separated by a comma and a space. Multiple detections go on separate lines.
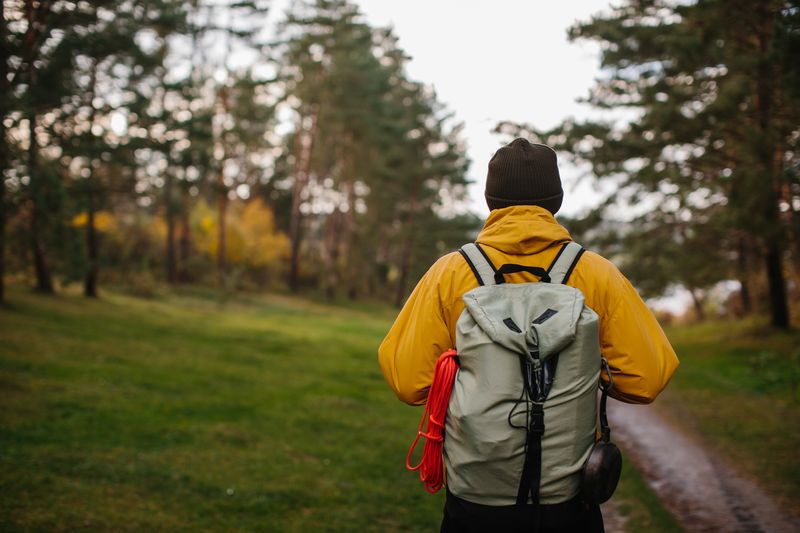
0, 288, 677, 531
660, 318, 800, 516
610, 459, 683, 533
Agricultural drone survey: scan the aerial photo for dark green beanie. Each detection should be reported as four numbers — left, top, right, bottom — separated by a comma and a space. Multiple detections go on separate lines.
485, 138, 563, 214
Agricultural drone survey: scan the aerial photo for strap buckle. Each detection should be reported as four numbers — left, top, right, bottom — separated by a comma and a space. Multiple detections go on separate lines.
600, 357, 614, 392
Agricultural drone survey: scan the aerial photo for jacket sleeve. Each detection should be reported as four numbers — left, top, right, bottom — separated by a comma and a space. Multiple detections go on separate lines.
579, 253, 680, 404
378, 255, 456, 405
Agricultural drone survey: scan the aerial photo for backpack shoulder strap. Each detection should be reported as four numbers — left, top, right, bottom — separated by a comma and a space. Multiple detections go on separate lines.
459, 243, 496, 286
547, 242, 585, 285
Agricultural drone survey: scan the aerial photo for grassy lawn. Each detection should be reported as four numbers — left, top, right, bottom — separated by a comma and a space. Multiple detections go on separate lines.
660, 319, 800, 516
1, 288, 676, 532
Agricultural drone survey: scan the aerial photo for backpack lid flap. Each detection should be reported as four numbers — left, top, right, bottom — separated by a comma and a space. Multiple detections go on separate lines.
463, 283, 583, 359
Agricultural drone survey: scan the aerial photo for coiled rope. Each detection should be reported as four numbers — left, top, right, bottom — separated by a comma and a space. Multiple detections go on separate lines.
405, 349, 459, 493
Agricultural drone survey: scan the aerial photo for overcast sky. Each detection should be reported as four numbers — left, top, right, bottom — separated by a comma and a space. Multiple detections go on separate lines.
263, 0, 613, 217
349, 0, 613, 218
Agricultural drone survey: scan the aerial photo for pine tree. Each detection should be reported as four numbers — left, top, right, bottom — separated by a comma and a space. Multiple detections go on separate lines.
3, 0, 187, 295
0, 1, 9, 302
65, 2, 181, 296
6, 0, 91, 293
499, 0, 800, 327
276, 1, 475, 299
185, 0, 272, 289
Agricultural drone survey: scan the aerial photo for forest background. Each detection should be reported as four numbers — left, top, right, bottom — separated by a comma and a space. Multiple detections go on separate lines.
1, 0, 798, 328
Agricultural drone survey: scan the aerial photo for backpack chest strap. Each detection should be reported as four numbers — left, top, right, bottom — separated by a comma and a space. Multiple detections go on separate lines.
459, 241, 585, 287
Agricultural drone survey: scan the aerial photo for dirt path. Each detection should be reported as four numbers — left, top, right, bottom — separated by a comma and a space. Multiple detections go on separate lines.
600, 499, 627, 533
608, 401, 800, 533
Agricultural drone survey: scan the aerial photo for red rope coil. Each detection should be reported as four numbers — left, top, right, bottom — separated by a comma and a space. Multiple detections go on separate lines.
406, 349, 459, 493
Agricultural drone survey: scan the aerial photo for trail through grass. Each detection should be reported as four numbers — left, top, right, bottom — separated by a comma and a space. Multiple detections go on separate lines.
1, 288, 675, 531
660, 319, 800, 516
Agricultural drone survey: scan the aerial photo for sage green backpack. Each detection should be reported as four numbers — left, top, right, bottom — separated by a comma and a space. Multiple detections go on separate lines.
444, 241, 601, 506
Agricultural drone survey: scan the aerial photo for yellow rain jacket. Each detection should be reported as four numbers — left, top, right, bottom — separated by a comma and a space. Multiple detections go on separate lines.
379, 205, 679, 405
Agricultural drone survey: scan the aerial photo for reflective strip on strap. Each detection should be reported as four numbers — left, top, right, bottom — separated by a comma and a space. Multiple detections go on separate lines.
547, 242, 584, 285
459, 243, 496, 286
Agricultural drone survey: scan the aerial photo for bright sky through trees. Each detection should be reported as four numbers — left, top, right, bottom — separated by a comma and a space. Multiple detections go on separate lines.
9, 1, 791, 317
263, 0, 690, 311
298, 0, 699, 313
317, 0, 613, 218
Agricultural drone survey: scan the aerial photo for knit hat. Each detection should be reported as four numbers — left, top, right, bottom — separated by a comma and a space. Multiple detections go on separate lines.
485, 138, 563, 214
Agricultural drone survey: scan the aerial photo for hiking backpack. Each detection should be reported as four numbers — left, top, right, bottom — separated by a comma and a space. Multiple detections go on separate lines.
444, 241, 602, 506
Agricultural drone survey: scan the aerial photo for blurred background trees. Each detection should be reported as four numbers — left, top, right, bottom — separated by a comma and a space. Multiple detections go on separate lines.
499, 0, 799, 328
2, 0, 797, 324
1, 0, 476, 303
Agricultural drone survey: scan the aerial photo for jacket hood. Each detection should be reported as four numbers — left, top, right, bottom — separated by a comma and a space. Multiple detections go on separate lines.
476, 205, 571, 255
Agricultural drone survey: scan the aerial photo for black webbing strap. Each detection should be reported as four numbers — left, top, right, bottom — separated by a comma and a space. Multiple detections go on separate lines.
494, 264, 551, 285
546, 242, 569, 273
599, 358, 614, 443
513, 243, 585, 507
562, 248, 586, 285
459, 243, 496, 286
458, 249, 484, 286
516, 402, 545, 505
547, 242, 585, 285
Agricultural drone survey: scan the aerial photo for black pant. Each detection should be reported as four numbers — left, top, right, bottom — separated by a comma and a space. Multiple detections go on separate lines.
440, 491, 604, 533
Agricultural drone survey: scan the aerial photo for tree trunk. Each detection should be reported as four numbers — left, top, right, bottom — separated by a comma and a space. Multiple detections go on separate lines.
84, 187, 98, 297
216, 179, 227, 289
322, 210, 343, 300
752, 8, 789, 328
756, 143, 791, 330
736, 238, 752, 315
155, 57, 178, 286
738, 279, 752, 317
394, 184, 422, 307
288, 184, 302, 291
288, 109, 318, 292
0, 2, 7, 304
165, 173, 177, 284
337, 133, 361, 300
0, 153, 5, 304
23, 0, 53, 294
215, 81, 232, 290
765, 243, 789, 328
394, 234, 413, 308
342, 181, 358, 300
177, 189, 192, 282
20, 0, 54, 293
28, 110, 54, 293
84, 59, 99, 298
689, 289, 705, 322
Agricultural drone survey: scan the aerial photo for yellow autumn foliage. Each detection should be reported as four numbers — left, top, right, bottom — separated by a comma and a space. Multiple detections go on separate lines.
150, 216, 167, 241
239, 199, 291, 267
191, 198, 289, 268
71, 211, 116, 232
